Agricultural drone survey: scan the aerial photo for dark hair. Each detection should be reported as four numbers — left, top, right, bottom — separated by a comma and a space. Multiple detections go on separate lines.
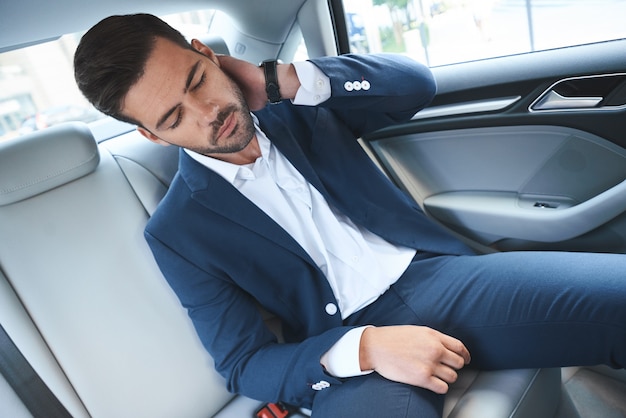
74, 13, 192, 126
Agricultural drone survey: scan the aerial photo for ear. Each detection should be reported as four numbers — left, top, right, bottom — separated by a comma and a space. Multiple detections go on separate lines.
137, 126, 171, 146
191, 39, 220, 67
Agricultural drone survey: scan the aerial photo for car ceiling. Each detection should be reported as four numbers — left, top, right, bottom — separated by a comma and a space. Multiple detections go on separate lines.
0, 0, 310, 52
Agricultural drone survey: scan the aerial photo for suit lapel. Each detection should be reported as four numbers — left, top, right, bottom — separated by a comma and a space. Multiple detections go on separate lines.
178, 149, 318, 267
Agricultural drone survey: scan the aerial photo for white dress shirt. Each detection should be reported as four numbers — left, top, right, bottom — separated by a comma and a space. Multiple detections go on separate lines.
185, 61, 416, 377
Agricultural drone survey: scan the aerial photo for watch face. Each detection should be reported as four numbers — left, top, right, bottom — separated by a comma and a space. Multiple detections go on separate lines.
267, 82, 281, 103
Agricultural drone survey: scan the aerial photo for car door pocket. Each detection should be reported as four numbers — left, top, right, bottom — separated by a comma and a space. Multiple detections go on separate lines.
530, 73, 626, 112
424, 183, 626, 244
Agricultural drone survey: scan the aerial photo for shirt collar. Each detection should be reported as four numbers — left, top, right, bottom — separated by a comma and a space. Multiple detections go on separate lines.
184, 114, 271, 185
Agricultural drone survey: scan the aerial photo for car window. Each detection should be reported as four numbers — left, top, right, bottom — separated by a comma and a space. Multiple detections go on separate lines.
0, 10, 217, 142
342, 0, 626, 67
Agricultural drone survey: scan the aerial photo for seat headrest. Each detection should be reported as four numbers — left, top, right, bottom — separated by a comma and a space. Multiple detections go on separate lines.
0, 122, 99, 206
197, 34, 230, 56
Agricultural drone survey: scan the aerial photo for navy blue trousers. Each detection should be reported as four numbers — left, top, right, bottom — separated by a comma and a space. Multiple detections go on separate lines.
311, 251, 626, 417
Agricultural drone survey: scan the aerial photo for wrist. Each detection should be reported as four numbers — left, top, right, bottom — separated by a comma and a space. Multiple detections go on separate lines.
276, 63, 299, 100
359, 326, 377, 372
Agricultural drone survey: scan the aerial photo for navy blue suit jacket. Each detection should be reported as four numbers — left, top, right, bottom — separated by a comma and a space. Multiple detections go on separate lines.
145, 54, 472, 407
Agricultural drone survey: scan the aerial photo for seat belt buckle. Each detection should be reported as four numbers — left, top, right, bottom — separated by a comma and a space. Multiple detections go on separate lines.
255, 402, 295, 418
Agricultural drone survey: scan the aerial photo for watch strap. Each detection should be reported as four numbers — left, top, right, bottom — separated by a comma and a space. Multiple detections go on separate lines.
262, 59, 282, 104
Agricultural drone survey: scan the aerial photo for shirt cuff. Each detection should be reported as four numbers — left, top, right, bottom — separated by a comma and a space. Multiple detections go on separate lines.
320, 326, 374, 378
292, 61, 331, 106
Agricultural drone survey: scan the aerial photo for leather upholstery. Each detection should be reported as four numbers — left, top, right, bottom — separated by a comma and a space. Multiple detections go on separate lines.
0, 122, 98, 206
0, 125, 233, 417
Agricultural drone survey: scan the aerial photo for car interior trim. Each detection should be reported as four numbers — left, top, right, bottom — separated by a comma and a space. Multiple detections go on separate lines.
431, 39, 626, 97
529, 73, 626, 113
371, 125, 626, 245
412, 96, 521, 120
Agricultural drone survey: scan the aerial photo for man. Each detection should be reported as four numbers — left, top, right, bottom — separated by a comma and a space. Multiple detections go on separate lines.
74, 14, 626, 417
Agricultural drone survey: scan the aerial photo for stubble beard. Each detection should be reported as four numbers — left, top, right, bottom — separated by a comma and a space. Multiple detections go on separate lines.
192, 81, 256, 156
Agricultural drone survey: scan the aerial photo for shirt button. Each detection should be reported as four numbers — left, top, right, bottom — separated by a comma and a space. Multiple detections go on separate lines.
325, 303, 338, 316
344, 81, 354, 91
361, 80, 371, 90
352, 80, 362, 91
351, 255, 359, 263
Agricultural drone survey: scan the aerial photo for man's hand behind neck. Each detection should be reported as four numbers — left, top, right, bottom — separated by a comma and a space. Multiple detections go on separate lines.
215, 54, 300, 111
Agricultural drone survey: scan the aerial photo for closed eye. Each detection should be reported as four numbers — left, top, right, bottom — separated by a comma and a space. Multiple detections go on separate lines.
167, 72, 203, 129
169, 73, 203, 129
169, 108, 183, 129
190, 72, 206, 92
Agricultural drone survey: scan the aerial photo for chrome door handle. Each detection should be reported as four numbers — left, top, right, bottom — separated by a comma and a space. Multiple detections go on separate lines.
531, 90, 603, 111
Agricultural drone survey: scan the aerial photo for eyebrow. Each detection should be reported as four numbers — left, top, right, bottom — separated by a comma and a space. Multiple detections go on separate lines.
155, 60, 202, 130
185, 61, 201, 93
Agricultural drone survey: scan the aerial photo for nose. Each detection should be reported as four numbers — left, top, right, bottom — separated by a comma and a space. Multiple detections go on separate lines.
188, 96, 219, 126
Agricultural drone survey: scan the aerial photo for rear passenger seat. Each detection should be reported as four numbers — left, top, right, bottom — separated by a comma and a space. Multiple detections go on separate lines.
0, 121, 562, 417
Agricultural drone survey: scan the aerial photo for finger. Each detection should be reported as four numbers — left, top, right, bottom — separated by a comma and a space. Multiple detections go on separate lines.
441, 349, 467, 370
426, 375, 450, 395
442, 336, 471, 365
434, 364, 459, 384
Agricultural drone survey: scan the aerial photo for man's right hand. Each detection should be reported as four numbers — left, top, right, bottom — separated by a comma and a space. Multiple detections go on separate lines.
213, 53, 300, 111
359, 325, 471, 394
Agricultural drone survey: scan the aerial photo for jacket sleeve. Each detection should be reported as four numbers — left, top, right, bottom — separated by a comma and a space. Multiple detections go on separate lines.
145, 229, 352, 408
307, 53, 437, 137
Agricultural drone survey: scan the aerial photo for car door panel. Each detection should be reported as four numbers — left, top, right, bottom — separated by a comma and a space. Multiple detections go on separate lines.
364, 39, 626, 253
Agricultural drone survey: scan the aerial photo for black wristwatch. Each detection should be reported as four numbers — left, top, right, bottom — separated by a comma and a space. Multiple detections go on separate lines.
261, 59, 282, 104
